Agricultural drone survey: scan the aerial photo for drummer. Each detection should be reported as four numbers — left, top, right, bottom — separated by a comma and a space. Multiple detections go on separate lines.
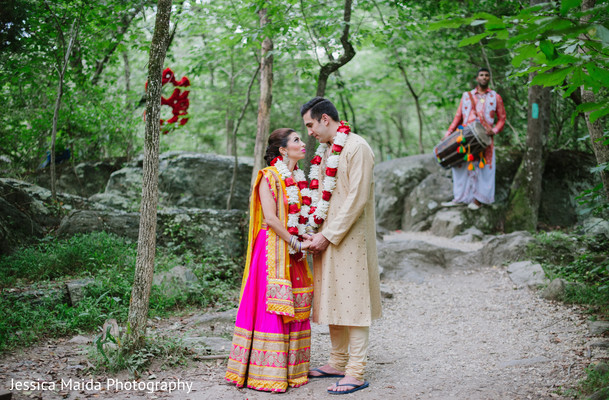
441, 68, 506, 210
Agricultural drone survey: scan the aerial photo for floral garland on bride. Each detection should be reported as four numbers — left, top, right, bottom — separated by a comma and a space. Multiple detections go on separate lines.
270, 156, 309, 254
304, 121, 351, 229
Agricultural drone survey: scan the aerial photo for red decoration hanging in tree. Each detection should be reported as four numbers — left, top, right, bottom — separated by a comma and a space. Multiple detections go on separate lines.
145, 67, 190, 134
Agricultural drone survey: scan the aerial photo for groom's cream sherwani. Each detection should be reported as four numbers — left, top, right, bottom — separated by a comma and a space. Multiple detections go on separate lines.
312, 133, 382, 326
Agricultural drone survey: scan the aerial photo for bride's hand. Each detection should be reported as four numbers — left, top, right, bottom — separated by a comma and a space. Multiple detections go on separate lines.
300, 239, 313, 251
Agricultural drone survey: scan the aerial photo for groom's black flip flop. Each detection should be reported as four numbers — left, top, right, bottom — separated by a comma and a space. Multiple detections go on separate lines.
308, 367, 346, 379
327, 380, 370, 394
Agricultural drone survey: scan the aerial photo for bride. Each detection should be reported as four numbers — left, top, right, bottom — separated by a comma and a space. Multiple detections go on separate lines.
225, 128, 314, 392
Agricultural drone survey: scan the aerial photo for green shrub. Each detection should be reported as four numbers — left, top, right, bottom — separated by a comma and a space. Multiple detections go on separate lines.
0, 232, 241, 352
528, 231, 609, 316
0, 232, 137, 288
89, 333, 189, 375
578, 364, 609, 398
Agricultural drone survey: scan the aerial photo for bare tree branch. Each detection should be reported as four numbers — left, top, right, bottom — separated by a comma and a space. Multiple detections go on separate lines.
50, 18, 80, 202
91, 1, 147, 85
300, 0, 322, 67
227, 63, 261, 210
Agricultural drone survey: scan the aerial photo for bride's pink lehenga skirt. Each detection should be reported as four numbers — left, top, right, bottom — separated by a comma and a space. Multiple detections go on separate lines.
225, 229, 311, 392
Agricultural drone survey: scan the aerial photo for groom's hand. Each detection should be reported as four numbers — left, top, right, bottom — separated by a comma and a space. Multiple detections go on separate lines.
308, 233, 330, 254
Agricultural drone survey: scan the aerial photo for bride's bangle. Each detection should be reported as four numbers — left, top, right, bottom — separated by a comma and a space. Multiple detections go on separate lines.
289, 235, 302, 253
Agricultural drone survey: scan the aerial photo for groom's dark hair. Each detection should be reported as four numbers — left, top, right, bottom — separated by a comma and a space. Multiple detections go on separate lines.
300, 97, 340, 122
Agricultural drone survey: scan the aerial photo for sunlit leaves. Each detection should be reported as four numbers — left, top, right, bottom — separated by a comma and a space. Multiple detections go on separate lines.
458, 32, 491, 47
561, 0, 583, 15
530, 66, 574, 86
539, 40, 557, 60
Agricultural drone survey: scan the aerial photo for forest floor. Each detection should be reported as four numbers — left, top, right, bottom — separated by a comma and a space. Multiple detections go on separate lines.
1, 233, 603, 400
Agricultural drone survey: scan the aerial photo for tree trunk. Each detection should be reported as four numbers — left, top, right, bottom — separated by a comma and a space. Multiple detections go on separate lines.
580, 0, 609, 201
126, 0, 172, 348
251, 8, 274, 188
50, 20, 79, 202
504, 73, 551, 232
303, 0, 355, 173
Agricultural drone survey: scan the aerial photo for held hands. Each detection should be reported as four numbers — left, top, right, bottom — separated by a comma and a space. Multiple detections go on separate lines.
306, 233, 330, 254
300, 238, 313, 251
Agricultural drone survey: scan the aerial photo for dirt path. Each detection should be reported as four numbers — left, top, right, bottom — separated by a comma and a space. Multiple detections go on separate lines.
2, 231, 600, 400
189, 266, 590, 400
2, 264, 593, 400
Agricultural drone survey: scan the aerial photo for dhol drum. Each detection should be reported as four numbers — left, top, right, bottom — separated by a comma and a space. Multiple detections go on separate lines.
433, 121, 490, 169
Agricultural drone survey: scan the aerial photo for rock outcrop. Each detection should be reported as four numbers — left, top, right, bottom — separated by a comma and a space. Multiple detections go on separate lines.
95, 153, 253, 211
374, 149, 598, 237
56, 208, 246, 256
33, 160, 124, 198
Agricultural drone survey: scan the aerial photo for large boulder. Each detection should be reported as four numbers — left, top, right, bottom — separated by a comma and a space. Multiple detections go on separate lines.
0, 192, 45, 254
375, 149, 520, 233
374, 154, 439, 231
158, 153, 253, 210
156, 208, 246, 255
377, 231, 485, 282
460, 203, 507, 234
33, 160, 124, 197
430, 210, 464, 238
88, 192, 134, 211
506, 260, 548, 289
101, 153, 253, 211
402, 173, 453, 231
102, 167, 143, 204
153, 265, 199, 298
56, 208, 247, 256
473, 231, 534, 267
0, 178, 104, 254
581, 217, 609, 238
56, 209, 140, 240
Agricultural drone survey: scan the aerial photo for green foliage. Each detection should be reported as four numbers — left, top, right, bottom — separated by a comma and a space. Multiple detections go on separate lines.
0, 0, 599, 172
578, 364, 609, 398
0, 232, 241, 352
527, 231, 579, 265
430, 1, 609, 122
0, 0, 149, 173
577, 182, 609, 216
90, 333, 189, 375
0, 232, 136, 288
528, 231, 609, 315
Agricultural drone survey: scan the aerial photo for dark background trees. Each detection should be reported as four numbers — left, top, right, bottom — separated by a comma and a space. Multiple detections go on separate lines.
1, 0, 607, 212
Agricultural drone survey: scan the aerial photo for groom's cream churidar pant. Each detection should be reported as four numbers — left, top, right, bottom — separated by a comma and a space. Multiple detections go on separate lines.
328, 325, 369, 381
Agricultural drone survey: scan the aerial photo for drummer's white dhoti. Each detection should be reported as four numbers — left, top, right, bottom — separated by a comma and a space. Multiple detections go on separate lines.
452, 151, 495, 204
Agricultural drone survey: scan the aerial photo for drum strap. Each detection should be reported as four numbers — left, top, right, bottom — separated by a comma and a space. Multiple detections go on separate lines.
467, 91, 493, 132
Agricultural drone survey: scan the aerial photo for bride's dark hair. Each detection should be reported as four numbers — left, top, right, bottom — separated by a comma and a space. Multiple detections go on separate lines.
264, 128, 296, 166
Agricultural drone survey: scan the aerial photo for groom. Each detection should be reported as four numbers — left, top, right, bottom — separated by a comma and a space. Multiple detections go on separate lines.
301, 97, 382, 394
